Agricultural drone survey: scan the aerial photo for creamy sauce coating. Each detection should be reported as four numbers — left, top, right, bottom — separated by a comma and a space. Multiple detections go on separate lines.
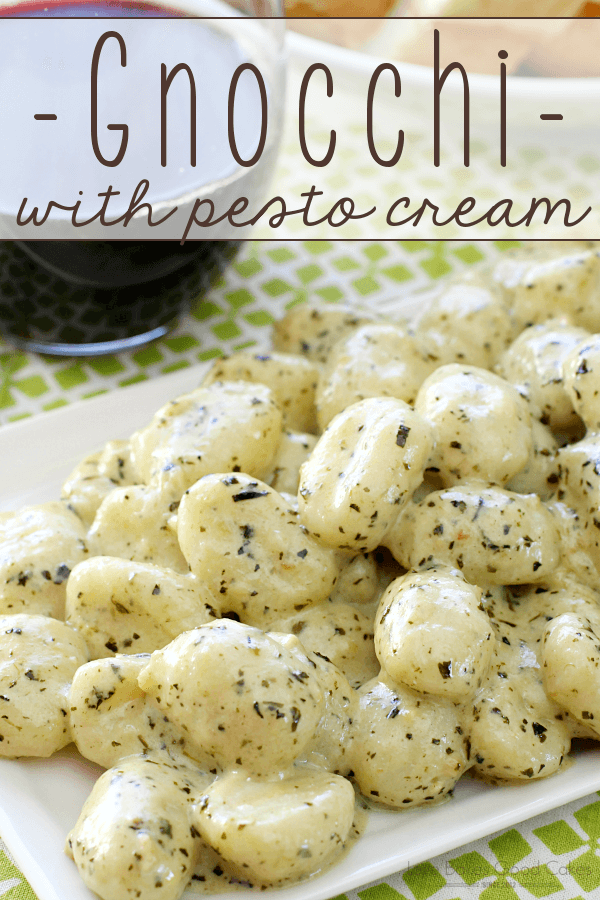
4, 242, 600, 900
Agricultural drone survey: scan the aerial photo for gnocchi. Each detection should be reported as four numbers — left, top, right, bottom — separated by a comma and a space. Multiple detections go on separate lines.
414, 364, 533, 486
298, 397, 433, 552
4, 242, 600, 900
0, 614, 88, 757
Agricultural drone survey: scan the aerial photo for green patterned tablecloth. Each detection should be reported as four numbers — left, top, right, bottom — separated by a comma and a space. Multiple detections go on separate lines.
1, 238, 600, 900
0, 239, 495, 422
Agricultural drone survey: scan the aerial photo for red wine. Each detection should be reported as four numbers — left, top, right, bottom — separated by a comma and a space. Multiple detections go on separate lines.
0, 1, 279, 353
0, 240, 239, 350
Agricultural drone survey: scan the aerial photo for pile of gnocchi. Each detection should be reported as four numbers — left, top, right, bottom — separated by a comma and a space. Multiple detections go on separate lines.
4, 241, 600, 900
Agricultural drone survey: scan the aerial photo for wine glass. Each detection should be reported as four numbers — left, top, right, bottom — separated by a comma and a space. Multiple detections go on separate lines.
0, 0, 285, 355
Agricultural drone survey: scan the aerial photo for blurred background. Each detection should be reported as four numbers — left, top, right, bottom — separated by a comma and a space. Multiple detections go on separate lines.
287, 2, 600, 77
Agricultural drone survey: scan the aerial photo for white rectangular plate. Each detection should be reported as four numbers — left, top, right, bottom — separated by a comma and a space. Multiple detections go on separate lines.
2, 365, 600, 900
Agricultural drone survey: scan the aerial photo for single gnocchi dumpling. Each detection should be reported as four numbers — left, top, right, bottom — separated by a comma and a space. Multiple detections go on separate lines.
415, 364, 532, 487
203, 351, 320, 434
545, 502, 600, 589
62, 440, 138, 528
69, 653, 198, 769
298, 397, 433, 553
138, 621, 325, 775
316, 323, 435, 428
130, 381, 282, 498
0, 614, 88, 758
562, 335, 600, 432
0, 502, 91, 619
65, 557, 219, 659
193, 768, 355, 884
286, 641, 357, 774
271, 601, 379, 689
556, 432, 600, 576
542, 613, 600, 736
419, 280, 515, 369
470, 637, 571, 782
506, 418, 558, 501
68, 755, 211, 900
387, 484, 561, 585
418, 327, 479, 369
486, 574, 600, 673
266, 430, 318, 495
494, 247, 600, 332
485, 578, 600, 756
69, 654, 194, 769
177, 473, 339, 626
492, 244, 595, 300
348, 674, 470, 807
62, 451, 106, 529
89, 484, 188, 573
495, 319, 589, 431
272, 303, 375, 364
375, 567, 493, 700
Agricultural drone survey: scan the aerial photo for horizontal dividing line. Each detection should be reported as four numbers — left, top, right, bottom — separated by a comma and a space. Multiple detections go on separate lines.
34, 113, 57, 121
540, 114, 563, 121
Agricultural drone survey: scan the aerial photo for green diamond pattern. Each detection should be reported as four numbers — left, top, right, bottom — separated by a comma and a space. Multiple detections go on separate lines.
534, 821, 585, 855
333, 255, 361, 272
42, 398, 68, 411
82, 389, 107, 399
226, 289, 255, 310
192, 300, 223, 320
235, 258, 263, 278
0, 390, 16, 411
244, 310, 275, 326
163, 335, 200, 353
511, 865, 563, 897
403, 862, 446, 900
54, 364, 88, 390
447, 825, 570, 900
267, 247, 296, 263
421, 256, 453, 279
453, 244, 485, 264
162, 360, 191, 374
494, 240, 522, 251
119, 373, 148, 387
296, 263, 324, 284
197, 348, 224, 362
0, 849, 38, 900
358, 886, 408, 900
574, 800, 600, 839
316, 286, 344, 302
212, 321, 243, 341
13, 375, 47, 399
382, 264, 413, 283
353, 275, 380, 296
400, 240, 430, 252
303, 240, 334, 254
133, 346, 163, 367
489, 831, 532, 871
568, 850, 600, 892
87, 356, 125, 376
363, 244, 388, 263
450, 851, 497, 886
261, 277, 292, 297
